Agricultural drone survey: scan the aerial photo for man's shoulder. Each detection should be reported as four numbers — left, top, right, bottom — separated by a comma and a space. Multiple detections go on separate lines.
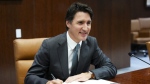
44, 32, 66, 44
84, 36, 98, 47
83, 36, 97, 45
87, 36, 96, 41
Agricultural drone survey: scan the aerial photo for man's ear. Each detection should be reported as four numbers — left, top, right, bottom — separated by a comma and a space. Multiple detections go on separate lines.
66, 21, 70, 28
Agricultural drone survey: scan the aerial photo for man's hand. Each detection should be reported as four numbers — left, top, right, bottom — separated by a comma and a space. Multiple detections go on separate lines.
46, 79, 63, 84
65, 72, 92, 83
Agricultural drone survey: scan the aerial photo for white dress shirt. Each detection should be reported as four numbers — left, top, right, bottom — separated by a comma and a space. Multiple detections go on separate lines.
67, 31, 82, 74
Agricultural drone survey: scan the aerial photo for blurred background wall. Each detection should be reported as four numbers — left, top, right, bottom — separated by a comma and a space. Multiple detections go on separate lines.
0, 0, 150, 83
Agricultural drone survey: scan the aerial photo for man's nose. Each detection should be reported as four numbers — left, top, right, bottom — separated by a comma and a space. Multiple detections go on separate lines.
82, 24, 88, 31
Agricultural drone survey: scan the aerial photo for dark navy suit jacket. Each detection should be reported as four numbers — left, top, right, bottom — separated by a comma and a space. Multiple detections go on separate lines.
25, 32, 117, 84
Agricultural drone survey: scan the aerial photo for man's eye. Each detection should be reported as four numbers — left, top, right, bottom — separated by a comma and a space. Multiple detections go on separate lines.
87, 22, 91, 25
78, 21, 83, 24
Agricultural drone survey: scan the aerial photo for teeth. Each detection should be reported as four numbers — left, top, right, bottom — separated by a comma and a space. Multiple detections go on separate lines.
80, 32, 86, 34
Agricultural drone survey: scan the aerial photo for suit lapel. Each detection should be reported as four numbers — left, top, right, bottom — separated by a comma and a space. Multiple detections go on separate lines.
77, 41, 89, 74
57, 33, 90, 77
57, 33, 69, 79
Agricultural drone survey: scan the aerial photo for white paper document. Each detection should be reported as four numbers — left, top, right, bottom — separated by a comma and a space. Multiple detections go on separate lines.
63, 79, 119, 84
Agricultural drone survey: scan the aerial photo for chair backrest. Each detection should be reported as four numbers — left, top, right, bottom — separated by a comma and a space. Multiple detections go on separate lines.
139, 18, 150, 29
13, 38, 47, 84
131, 19, 140, 32
131, 19, 140, 43
146, 41, 150, 59
139, 18, 150, 37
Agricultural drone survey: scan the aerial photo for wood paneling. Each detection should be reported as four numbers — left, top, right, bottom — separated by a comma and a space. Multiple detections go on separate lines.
0, 1, 21, 84
110, 0, 130, 68
34, 0, 52, 37
78, 0, 130, 68
0, 0, 131, 83
131, 0, 150, 19
15, 0, 35, 38
33, 0, 74, 37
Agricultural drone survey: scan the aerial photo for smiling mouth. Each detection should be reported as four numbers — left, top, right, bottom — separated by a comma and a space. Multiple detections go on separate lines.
79, 32, 87, 34
79, 32, 88, 36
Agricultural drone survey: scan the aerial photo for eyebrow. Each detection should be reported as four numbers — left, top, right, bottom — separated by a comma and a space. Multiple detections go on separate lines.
77, 20, 92, 23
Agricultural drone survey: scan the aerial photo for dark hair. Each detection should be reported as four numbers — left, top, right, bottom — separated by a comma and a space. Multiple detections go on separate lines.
65, 2, 93, 30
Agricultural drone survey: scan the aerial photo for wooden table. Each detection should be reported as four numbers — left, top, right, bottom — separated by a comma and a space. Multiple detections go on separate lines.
110, 68, 150, 84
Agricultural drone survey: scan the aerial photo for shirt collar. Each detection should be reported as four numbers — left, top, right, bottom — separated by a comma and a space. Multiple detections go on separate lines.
67, 31, 82, 50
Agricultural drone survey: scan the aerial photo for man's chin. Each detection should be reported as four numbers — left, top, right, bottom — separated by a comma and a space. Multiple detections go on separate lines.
81, 37, 88, 41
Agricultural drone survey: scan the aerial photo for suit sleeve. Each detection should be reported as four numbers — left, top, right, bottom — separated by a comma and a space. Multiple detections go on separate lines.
24, 40, 50, 84
90, 38, 117, 80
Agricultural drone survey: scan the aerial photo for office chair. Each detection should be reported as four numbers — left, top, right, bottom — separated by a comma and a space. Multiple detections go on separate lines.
131, 18, 150, 56
13, 38, 47, 84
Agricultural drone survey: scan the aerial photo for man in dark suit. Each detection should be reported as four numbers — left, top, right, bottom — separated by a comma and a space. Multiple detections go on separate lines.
25, 2, 117, 84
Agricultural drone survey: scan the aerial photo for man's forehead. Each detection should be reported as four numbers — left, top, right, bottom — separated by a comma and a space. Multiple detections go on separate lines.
73, 13, 91, 21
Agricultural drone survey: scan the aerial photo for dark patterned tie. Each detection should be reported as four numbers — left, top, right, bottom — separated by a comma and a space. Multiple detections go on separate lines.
70, 44, 80, 76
